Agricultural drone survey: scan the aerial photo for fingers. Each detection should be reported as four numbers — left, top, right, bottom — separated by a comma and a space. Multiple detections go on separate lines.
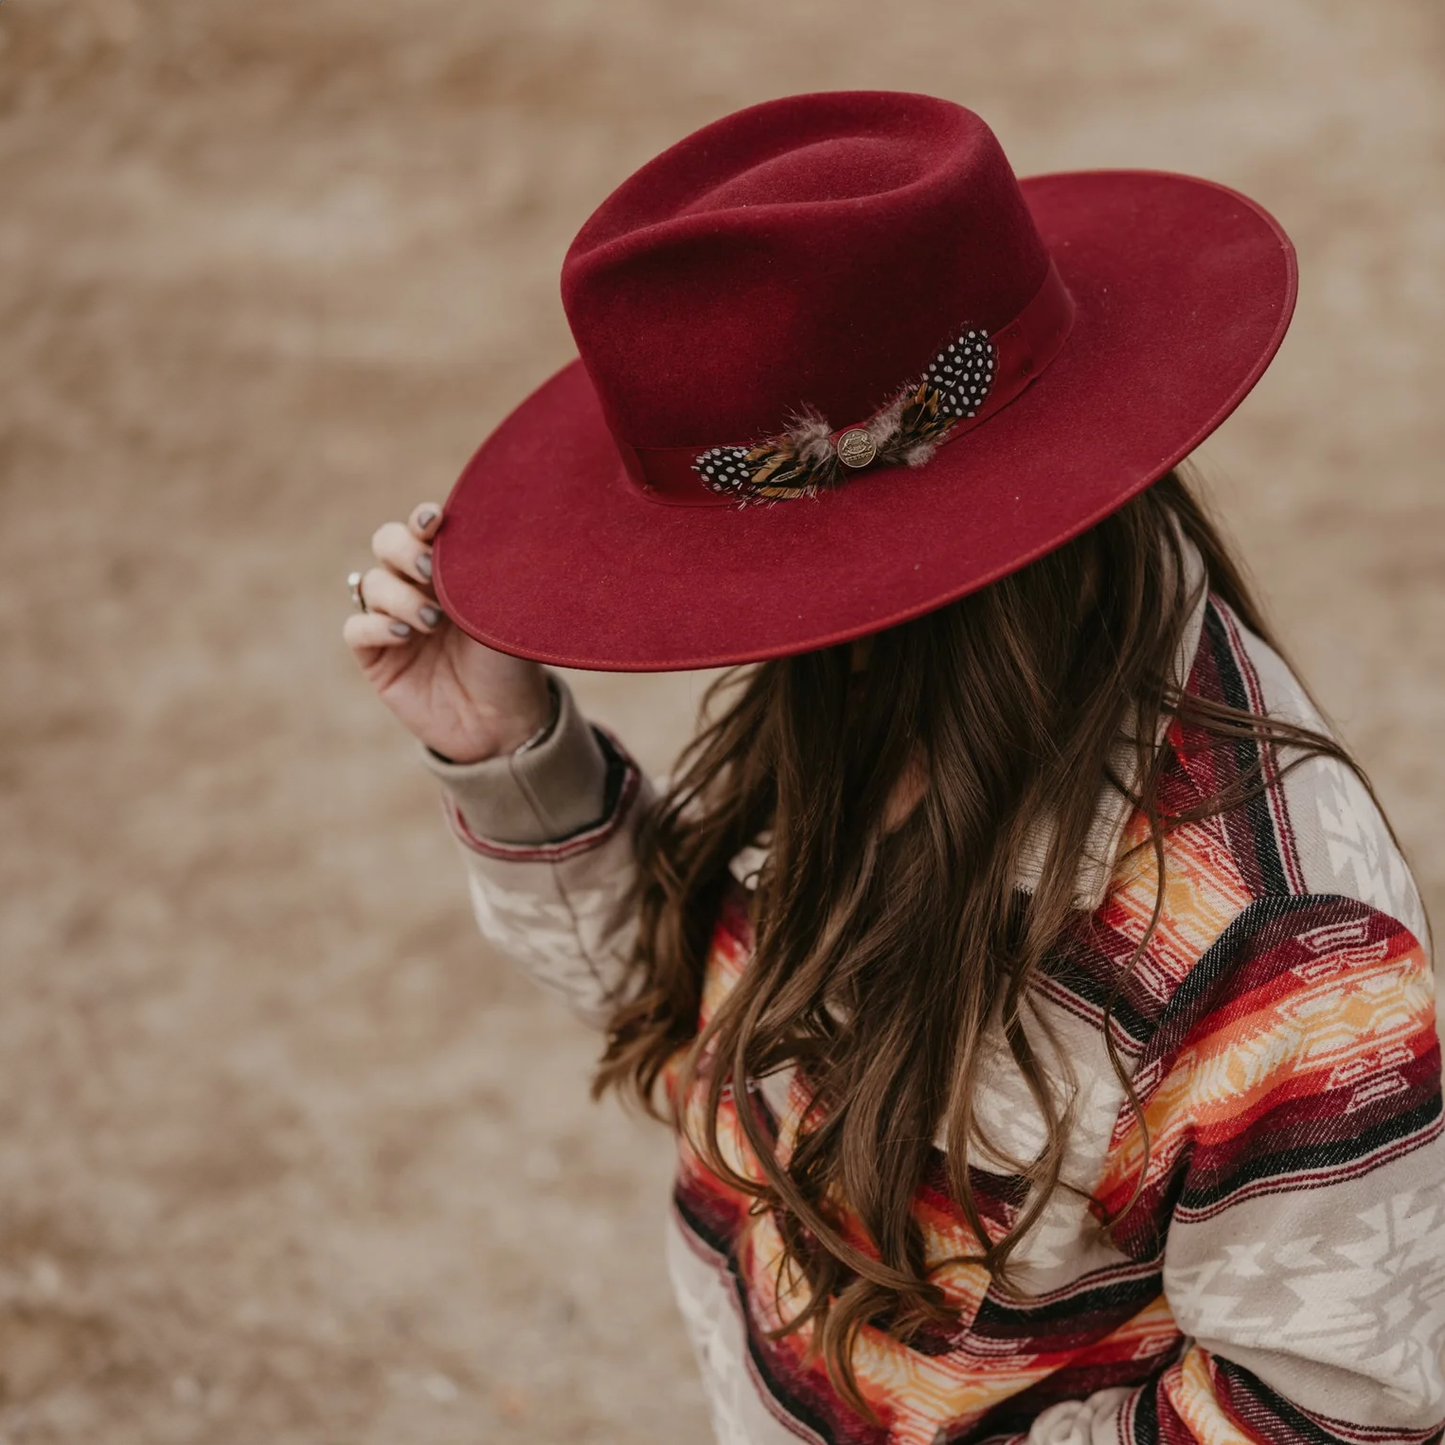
343, 502, 446, 662
343, 610, 417, 654
372, 519, 435, 590
357, 565, 447, 634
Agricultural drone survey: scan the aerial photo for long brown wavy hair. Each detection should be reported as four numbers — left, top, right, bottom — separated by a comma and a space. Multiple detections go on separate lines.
594, 465, 1380, 1414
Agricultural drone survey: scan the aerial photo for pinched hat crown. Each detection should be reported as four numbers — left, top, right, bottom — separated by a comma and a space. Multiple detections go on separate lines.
561, 93, 1055, 480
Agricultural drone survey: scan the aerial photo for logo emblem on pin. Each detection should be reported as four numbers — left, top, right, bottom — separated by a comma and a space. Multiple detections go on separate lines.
836, 429, 877, 469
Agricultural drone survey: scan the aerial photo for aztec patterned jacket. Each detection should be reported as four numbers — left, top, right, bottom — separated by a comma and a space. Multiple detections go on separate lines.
421, 556, 1445, 1445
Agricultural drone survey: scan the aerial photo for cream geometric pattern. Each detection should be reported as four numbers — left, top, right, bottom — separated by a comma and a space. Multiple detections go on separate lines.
461, 832, 641, 1026
1167, 1169, 1445, 1425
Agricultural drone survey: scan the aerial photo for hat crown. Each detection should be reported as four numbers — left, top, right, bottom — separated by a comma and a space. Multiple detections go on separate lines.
561, 92, 1050, 449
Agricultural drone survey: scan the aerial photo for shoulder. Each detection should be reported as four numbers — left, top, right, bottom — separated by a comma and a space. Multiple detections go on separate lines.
1212, 599, 1428, 944
1152, 594, 1426, 940
1083, 599, 1442, 1231
1051, 596, 1431, 1055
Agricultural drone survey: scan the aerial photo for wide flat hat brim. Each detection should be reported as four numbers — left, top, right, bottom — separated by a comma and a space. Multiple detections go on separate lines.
433, 170, 1296, 671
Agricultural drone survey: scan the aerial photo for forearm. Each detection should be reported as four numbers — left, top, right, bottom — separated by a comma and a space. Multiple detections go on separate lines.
423, 673, 654, 1025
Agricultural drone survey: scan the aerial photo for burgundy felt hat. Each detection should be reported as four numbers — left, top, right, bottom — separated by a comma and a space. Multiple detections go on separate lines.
432, 91, 1296, 671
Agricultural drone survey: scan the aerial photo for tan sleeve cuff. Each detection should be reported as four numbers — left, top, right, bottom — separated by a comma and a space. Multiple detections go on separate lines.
418, 674, 610, 845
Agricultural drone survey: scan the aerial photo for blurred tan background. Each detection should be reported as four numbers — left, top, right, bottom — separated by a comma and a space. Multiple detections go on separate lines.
1, 0, 1441, 1440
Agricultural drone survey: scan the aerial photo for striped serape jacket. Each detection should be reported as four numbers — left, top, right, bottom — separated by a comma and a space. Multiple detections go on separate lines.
420, 548, 1445, 1445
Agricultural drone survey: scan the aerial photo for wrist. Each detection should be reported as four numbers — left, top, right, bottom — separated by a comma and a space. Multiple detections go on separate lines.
486, 675, 561, 757
427, 677, 559, 765
421, 674, 610, 847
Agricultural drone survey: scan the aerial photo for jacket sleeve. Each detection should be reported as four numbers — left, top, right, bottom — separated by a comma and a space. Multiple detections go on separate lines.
1028, 900, 1445, 1445
420, 673, 655, 1027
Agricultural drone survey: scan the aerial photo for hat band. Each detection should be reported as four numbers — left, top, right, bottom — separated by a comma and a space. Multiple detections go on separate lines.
617, 258, 1075, 507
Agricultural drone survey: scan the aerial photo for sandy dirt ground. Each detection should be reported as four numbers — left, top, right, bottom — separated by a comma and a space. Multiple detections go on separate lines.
0, 0, 1441, 1439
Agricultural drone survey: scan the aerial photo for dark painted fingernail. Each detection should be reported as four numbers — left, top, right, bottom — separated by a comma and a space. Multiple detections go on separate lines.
419, 605, 442, 627
417, 508, 438, 530
389, 621, 412, 637
416, 552, 433, 580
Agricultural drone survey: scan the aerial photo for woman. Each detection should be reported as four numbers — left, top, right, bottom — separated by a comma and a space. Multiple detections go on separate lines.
344, 93, 1444, 1443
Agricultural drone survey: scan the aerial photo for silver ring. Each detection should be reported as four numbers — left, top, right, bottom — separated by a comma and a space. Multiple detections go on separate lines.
347, 570, 368, 613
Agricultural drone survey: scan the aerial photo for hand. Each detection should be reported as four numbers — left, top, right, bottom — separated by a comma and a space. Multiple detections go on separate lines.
343, 502, 551, 764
